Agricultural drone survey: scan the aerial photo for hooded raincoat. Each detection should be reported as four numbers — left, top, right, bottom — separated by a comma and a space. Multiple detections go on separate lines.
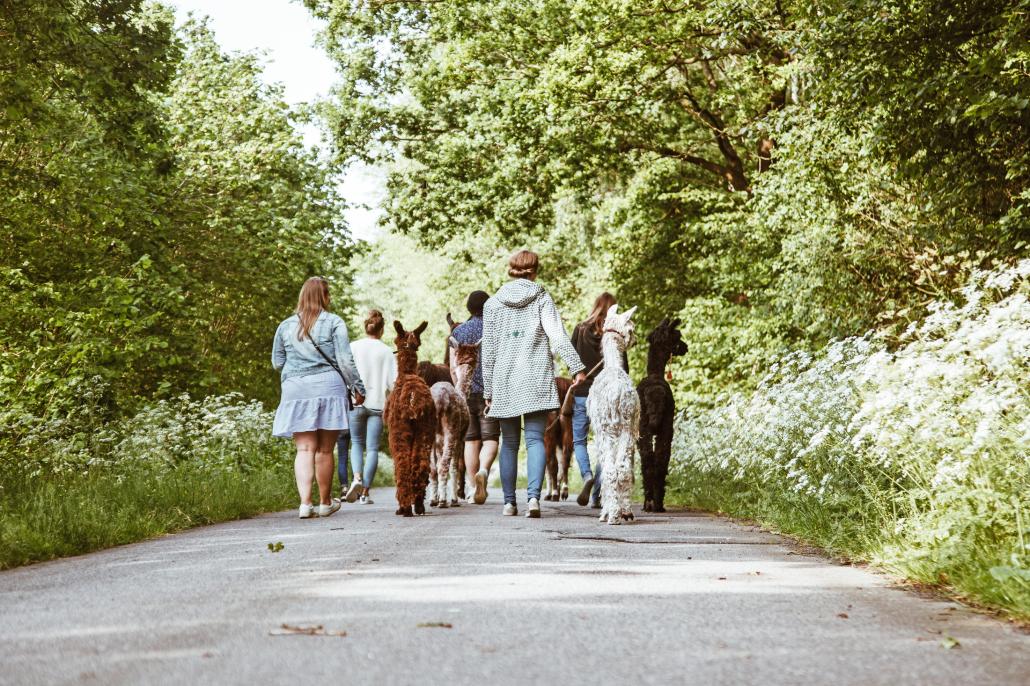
481, 279, 585, 419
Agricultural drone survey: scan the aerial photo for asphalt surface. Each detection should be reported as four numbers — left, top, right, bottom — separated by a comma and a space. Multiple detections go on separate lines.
2, 490, 1028, 686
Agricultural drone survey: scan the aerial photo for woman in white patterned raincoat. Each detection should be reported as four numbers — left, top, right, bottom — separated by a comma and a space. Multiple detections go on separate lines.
481, 250, 586, 518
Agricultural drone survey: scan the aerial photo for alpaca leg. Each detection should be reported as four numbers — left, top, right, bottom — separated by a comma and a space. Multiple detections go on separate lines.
430, 432, 443, 507
544, 420, 557, 501
655, 433, 672, 513
639, 433, 656, 512
437, 430, 451, 509
596, 435, 620, 525
616, 432, 635, 521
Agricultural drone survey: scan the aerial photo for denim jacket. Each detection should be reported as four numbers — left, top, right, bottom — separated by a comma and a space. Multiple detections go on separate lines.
272, 312, 366, 395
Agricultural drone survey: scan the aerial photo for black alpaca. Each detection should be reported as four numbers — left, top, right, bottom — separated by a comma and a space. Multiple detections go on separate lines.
637, 318, 687, 512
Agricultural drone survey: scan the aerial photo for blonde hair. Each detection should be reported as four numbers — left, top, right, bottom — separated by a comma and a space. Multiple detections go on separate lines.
296, 277, 330, 340
508, 249, 539, 279
364, 309, 385, 337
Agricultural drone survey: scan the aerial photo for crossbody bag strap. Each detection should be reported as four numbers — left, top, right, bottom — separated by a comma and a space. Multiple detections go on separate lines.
310, 336, 354, 412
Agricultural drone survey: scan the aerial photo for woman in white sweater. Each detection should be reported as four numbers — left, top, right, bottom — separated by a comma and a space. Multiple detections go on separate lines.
344, 309, 397, 504
482, 250, 586, 518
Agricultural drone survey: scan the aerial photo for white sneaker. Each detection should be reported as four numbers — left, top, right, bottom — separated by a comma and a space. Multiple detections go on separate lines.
360, 494, 374, 505
344, 479, 362, 503
317, 499, 342, 517
502, 503, 517, 516
526, 497, 541, 519
298, 504, 315, 519
474, 469, 488, 504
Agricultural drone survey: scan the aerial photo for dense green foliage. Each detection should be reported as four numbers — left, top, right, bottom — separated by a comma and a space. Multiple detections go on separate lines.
314, 0, 1028, 402
1, 1, 347, 464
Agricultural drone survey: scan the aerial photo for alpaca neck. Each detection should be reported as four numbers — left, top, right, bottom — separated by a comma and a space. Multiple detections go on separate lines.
601, 333, 625, 370
452, 363, 474, 398
646, 348, 669, 377
396, 349, 418, 375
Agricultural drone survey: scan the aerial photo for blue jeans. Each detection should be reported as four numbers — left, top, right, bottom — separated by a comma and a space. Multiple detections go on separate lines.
349, 406, 383, 487
498, 411, 548, 505
572, 396, 602, 503
336, 431, 351, 488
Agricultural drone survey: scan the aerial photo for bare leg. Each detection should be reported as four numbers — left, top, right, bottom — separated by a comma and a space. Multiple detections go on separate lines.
480, 439, 499, 475
315, 430, 340, 506
464, 439, 482, 477
293, 431, 317, 505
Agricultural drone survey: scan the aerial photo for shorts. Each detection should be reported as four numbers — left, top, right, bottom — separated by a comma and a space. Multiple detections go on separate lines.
465, 392, 500, 442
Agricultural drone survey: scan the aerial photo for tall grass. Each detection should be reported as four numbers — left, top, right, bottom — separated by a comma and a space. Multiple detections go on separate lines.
670, 260, 1030, 618
0, 394, 298, 569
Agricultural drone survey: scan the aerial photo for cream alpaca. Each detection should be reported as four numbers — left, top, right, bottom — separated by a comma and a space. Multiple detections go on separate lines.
587, 304, 640, 525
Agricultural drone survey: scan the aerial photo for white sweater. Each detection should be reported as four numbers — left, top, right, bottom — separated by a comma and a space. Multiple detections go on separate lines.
350, 338, 397, 411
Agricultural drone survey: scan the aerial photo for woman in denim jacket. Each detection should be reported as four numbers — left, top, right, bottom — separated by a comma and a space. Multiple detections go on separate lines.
272, 277, 366, 519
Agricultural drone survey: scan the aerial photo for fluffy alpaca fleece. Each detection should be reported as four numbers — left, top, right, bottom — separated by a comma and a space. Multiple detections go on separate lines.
428, 381, 470, 508
544, 376, 574, 501
637, 318, 687, 512
443, 337, 479, 501
587, 304, 640, 524
384, 320, 437, 517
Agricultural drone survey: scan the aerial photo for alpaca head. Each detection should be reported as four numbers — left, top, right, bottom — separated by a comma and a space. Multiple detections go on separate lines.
448, 335, 480, 394
646, 317, 688, 372
602, 303, 638, 350
393, 320, 428, 372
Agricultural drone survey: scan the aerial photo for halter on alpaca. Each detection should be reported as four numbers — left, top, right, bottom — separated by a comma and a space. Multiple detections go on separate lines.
586, 304, 641, 525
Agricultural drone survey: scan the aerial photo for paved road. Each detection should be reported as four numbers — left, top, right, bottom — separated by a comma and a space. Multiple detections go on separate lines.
2, 491, 1028, 686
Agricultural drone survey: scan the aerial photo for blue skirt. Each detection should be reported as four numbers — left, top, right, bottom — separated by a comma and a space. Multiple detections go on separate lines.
272, 370, 349, 438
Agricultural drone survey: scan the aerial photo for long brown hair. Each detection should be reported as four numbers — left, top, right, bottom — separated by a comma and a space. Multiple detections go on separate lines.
295, 277, 330, 340
584, 292, 617, 336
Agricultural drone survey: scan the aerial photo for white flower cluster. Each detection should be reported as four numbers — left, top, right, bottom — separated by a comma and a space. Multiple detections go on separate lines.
9, 393, 287, 478
671, 259, 1030, 559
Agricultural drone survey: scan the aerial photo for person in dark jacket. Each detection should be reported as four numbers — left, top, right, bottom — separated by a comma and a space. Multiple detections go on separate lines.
570, 292, 628, 508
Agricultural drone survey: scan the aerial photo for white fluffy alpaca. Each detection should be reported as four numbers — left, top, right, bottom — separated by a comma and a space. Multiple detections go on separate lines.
587, 304, 640, 525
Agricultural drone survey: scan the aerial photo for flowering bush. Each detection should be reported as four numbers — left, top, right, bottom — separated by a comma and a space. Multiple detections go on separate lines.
1, 393, 290, 479
671, 260, 1030, 616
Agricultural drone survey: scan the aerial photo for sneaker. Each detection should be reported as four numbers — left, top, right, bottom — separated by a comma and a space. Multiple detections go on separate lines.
360, 494, 374, 505
577, 477, 595, 506
344, 479, 362, 503
298, 504, 315, 519
317, 499, 342, 517
473, 469, 488, 505
526, 497, 541, 519
502, 503, 518, 516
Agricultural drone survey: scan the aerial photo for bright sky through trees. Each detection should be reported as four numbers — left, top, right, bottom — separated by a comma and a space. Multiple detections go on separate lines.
167, 0, 384, 239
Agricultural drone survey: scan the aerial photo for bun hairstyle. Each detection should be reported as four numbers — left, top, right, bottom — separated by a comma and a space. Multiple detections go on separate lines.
364, 309, 385, 337
508, 249, 540, 279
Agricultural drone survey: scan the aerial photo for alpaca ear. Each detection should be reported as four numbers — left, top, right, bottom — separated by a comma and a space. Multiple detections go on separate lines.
621, 305, 638, 321
413, 321, 428, 337
473, 338, 481, 347
671, 317, 682, 328
659, 317, 670, 329
393, 320, 406, 336
446, 312, 455, 329
606, 303, 619, 318
448, 335, 458, 348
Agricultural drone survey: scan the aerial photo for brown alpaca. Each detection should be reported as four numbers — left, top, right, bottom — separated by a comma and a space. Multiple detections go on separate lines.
384, 320, 437, 517
543, 377, 575, 501
637, 318, 688, 513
